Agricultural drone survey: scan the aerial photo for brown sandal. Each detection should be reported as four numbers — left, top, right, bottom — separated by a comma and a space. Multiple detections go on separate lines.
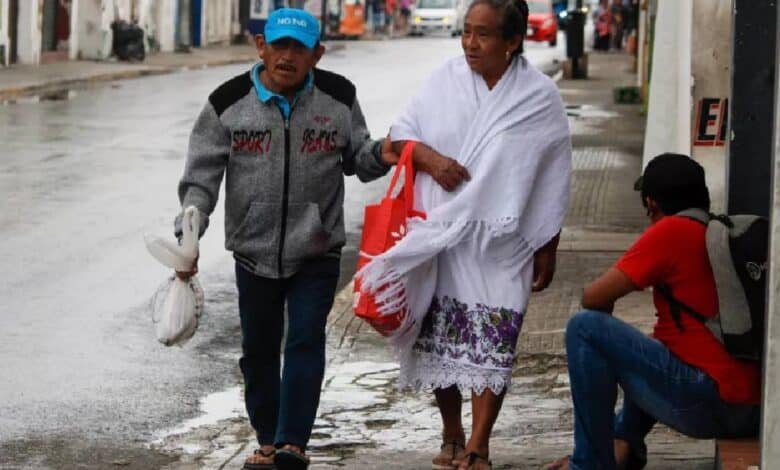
433, 440, 466, 469
274, 444, 309, 470
458, 452, 492, 470
243, 447, 275, 470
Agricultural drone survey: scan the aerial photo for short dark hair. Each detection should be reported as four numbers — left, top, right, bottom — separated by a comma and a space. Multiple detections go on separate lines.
635, 153, 711, 215
467, 0, 529, 56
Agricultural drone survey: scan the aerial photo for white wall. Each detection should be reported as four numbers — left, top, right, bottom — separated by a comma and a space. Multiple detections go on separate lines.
0, 0, 9, 65
75, 0, 113, 60
17, 0, 42, 64
204, 0, 231, 45
69, 0, 79, 59
138, 0, 176, 52
643, 0, 693, 167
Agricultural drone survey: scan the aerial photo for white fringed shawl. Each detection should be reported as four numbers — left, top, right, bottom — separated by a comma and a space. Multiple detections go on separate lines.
357, 55, 571, 355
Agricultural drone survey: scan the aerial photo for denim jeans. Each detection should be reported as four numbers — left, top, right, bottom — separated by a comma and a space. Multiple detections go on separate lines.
235, 257, 340, 450
565, 310, 760, 470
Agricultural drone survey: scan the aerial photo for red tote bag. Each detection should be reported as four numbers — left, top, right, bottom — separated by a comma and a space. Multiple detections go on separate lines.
354, 141, 426, 336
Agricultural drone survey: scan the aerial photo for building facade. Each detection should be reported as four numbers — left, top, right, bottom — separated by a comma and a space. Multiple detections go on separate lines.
0, 0, 241, 66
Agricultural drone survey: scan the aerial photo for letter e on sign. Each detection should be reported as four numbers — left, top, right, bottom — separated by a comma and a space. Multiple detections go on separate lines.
694, 98, 728, 147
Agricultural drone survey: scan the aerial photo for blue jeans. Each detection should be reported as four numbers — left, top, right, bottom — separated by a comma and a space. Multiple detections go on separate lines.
235, 257, 340, 450
565, 310, 760, 470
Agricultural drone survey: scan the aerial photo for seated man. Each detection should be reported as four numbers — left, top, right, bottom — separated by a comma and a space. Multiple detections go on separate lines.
546, 153, 761, 470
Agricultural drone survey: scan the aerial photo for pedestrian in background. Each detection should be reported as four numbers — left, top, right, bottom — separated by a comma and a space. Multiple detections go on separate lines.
610, 0, 624, 50
174, 8, 397, 470
357, 0, 571, 468
386, 0, 398, 35
592, 0, 611, 51
398, 0, 413, 34
370, 0, 389, 36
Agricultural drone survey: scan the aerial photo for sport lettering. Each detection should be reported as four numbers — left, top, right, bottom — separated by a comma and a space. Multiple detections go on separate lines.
232, 129, 273, 154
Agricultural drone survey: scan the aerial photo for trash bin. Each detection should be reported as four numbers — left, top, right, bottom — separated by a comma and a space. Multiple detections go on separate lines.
111, 20, 145, 62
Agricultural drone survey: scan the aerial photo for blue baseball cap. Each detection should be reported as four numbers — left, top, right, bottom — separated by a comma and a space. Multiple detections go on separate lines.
264, 8, 320, 49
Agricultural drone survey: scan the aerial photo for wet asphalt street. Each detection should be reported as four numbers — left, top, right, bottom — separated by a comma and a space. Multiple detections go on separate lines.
0, 37, 564, 468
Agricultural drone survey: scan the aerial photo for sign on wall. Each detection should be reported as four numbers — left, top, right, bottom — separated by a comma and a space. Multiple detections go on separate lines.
693, 98, 728, 147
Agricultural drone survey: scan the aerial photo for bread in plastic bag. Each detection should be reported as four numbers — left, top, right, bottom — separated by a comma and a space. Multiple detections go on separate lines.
145, 206, 204, 346
150, 275, 204, 346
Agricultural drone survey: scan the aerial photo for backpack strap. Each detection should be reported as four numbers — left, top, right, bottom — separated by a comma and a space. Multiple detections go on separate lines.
675, 208, 711, 225
654, 284, 710, 331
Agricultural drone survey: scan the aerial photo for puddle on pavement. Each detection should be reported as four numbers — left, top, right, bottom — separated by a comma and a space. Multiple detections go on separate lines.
148, 357, 574, 466
566, 104, 618, 119
1, 89, 78, 105
152, 386, 244, 444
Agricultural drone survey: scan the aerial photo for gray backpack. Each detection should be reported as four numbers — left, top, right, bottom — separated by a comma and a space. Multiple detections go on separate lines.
655, 209, 768, 363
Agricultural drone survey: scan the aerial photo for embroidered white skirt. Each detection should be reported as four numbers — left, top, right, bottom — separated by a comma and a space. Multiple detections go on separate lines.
397, 241, 534, 395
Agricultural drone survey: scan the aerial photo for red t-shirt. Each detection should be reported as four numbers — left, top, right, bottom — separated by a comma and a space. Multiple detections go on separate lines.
615, 216, 761, 404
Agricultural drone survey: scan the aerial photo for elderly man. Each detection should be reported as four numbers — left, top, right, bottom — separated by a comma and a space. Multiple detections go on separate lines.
175, 8, 395, 469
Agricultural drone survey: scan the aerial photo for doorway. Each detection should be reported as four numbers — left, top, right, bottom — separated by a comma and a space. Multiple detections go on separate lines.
41, 0, 71, 62
9, 0, 19, 63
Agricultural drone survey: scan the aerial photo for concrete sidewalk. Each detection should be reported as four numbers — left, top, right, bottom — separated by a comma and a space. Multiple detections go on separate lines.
0, 43, 338, 101
151, 51, 715, 469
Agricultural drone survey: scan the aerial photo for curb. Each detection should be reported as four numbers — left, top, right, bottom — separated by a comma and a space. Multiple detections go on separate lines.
0, 68, 169, 101
0, 43, 347, 101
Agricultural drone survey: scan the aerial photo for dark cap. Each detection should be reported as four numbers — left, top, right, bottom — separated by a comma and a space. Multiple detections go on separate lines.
634, 153, 706, 193
634, 153, 710, 213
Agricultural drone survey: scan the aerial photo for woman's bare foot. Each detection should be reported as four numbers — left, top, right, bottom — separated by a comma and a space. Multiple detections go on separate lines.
457, 451, 491, 470
433, 440, 466, 469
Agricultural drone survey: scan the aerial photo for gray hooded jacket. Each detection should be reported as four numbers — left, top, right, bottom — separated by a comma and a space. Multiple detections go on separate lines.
177, 67, 390, 278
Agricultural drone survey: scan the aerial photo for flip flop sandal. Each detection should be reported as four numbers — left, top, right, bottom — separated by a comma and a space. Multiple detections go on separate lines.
460, 452, 492, 470
274, 448, 310, 470
243, 448, 275, 470
433, 440, 466, 469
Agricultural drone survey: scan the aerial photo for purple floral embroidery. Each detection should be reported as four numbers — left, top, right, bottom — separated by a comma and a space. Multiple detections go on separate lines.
414, 295, 524, 369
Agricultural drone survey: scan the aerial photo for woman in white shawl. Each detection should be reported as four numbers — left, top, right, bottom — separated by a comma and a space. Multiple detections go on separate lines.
357, 0, 571, 468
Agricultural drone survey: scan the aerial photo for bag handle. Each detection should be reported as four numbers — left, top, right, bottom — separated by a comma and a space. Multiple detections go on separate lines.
384, 141, 418, 213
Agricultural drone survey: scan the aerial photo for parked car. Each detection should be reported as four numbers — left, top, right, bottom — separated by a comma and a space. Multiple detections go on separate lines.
526, 0, 559, 47
410, 0, 466, 36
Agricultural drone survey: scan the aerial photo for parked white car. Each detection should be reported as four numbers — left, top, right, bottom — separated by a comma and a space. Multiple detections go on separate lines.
410, 0, 467, 36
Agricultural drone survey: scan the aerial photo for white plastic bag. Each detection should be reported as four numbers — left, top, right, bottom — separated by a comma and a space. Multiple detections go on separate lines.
145, 206, 204, 346
150, 275, 204, 346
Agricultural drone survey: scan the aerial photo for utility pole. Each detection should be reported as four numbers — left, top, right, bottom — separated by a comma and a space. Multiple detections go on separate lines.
727, 0, 777, 216
321, 0, 327, 39
732, 0, 779, 466
565, 0, 587, 79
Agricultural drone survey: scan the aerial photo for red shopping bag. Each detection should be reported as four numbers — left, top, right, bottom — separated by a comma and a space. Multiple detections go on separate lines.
354, 141, 426, 336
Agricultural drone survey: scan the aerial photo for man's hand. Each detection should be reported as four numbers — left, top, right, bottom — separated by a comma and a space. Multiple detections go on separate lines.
175, 257, 199, 281
379, 137, 400, 166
